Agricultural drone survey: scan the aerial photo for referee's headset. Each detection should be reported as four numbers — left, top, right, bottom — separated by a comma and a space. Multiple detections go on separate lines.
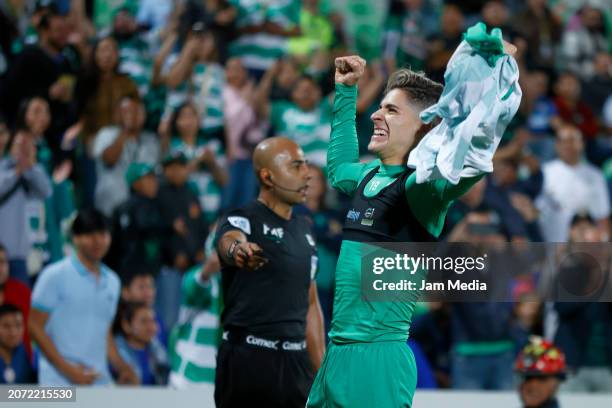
265, 174, 304, 193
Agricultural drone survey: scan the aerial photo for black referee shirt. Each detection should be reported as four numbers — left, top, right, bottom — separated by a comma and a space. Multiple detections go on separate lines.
216, 201, 318, 338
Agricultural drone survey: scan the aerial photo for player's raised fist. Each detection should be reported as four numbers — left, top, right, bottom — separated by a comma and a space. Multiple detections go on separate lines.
335, 56, 366, 86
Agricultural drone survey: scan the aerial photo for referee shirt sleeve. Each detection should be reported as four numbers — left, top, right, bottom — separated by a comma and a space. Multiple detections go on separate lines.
214, 208, 252, 247
31, 266, 61, 313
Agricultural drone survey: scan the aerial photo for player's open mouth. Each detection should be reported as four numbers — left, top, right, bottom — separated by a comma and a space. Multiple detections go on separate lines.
371, 128, 389, 142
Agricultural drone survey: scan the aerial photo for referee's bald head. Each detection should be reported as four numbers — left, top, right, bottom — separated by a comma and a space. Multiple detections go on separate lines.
253, 137, 303, 180
252, 137, 310, 203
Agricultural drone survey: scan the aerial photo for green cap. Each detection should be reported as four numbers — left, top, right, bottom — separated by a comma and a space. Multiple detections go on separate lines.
162, 151, 188, 167
125, 162, 155, 186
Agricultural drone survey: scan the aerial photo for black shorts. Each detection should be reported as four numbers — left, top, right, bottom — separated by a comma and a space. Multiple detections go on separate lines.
214, 331, 314, 408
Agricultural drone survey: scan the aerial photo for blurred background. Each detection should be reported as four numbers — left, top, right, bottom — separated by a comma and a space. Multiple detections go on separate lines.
0, 0, 611, 396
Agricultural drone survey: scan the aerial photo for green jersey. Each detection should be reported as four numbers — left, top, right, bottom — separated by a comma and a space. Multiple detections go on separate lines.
327, 84, 481, 344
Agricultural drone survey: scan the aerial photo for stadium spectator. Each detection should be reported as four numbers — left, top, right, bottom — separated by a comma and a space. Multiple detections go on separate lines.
0, 7, 77, 154
161, 25, 225, 140
425, 4, 465, 84
481, 0, 512, 37
383, 0, 440, 73
107, 163, 166, 275
93, 96, 160, 218
177, 0, 237, 64
0, 244, 32, 359
511, 0, 562, 70
71, 36, 140, 145
0, 304, 35, 384
560, 3, 609, 80
168, 102, 227, 223
510, 278, 543, 352
16, 96, 75, 266
113, 301, 168, 385
520, 71, 560, 161
447, 210, 516, 390
515, 337, 566, 408
15, 97, 54, 169
486, 153, 544, 241
158, 151, 209, 271
269, 57, 301, 102
445, 177, 528, 242
222, 57, 266, 208
553, 70, 599, 139
255, 65, 331, 167
0, 128, 52, 285
29, 209, 137, 385
535, 126, 610, 242
582, 52, 612, 120
120, 267, 168, 348
112, 7, 155, 98
551, 214, 612, 392
168, 235, 222, 388
228, 0, 301, 76
288, 0, 336, 60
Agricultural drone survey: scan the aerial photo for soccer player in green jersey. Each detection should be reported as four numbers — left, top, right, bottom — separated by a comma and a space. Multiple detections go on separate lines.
307, 43, 517, 407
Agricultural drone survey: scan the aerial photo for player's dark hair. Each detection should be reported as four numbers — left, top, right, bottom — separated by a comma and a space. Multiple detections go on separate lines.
0, 242, 5, 254
71, 209, 110, 236
385, 69, 443, 111
0, 304, 23, 320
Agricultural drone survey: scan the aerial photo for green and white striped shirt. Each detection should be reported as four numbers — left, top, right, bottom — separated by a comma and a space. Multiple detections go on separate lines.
168, 266, 221, 387
228, 0, 300, 71
270, 99, 332, 167
169, 136, 225, 224
117, 36, 154, 97
163, 58, 226, 135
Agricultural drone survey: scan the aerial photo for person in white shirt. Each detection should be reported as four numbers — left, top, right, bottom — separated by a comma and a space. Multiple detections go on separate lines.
536, 125, 610, 242
93, 97, 160, 217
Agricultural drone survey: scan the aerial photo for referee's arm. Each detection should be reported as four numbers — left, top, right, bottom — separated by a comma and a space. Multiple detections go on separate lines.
306, 281, 325, 373
217, 230, 268, 270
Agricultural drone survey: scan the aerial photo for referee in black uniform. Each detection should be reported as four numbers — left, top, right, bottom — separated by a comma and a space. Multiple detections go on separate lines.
214, 137, 326, 408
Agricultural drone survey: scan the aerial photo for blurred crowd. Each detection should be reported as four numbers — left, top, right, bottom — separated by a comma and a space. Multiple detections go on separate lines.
0, 0, 611, 393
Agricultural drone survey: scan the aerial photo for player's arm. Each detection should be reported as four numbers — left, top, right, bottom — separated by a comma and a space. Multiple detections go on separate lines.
405, 174, 484, 238
305, 281, 325, 372
217, 229, 268, 271
328, 56, 370, 196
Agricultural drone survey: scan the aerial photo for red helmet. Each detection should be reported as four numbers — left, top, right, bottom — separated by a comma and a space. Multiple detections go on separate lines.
515, 336, 566, 379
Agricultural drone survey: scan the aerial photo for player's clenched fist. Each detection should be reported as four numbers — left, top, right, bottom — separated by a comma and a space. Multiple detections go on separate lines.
335, 56, 366, 87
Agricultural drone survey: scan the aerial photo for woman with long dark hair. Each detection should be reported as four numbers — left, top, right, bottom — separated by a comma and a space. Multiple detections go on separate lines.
64, 36, 139, 207
168, 101, 228, 223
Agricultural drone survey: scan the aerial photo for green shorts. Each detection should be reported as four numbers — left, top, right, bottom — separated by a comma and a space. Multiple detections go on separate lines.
307, 341, 417, 408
